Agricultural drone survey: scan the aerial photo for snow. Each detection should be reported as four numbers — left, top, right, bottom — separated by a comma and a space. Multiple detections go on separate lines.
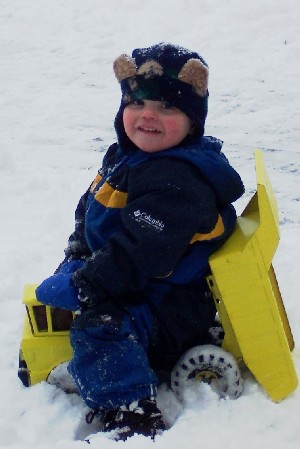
0, 0, 299, 447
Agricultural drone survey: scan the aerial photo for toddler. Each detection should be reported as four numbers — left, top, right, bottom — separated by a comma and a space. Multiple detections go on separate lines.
37, 42, 244, 440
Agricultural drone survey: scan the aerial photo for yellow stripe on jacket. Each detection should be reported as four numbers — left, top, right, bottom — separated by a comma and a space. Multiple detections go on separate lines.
190, 214, 225, 243
90, 174, 102, 193
94, 181, 128, 209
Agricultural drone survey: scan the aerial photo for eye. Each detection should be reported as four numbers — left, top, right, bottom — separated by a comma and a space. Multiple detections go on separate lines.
161, 101, 173, 110
128, 99, 144, 108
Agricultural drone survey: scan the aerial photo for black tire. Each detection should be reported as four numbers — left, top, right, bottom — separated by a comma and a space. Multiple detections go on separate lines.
18, 351, 30, 387
171, 344, 243, 400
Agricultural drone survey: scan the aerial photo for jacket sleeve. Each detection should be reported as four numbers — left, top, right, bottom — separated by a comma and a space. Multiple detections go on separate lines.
63, 144, 119, 265
73, 157, 220, 302
55, 186, 92, 274
65, 187, 92, 260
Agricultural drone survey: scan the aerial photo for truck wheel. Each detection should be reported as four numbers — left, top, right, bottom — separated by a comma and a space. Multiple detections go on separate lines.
171, 344, 243, 400
18, 351, 30, 387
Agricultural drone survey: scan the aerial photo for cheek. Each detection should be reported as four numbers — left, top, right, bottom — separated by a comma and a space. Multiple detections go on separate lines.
165, 118, 190, 136
164, 118, 181, 132
122, 110, 130, 131
123, 109, 135, 134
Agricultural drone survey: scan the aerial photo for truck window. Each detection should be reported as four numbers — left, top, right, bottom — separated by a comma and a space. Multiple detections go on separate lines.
51, 308, 73, 331
33, 305, 48, 331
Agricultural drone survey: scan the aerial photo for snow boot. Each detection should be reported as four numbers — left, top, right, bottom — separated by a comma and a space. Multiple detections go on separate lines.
100, 397, 166, 441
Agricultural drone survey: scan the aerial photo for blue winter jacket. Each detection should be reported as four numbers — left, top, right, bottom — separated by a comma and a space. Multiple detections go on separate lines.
36, 136, 244, 310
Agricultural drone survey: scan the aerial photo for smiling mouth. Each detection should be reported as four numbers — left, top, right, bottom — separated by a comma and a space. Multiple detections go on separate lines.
138, 126, 162, 134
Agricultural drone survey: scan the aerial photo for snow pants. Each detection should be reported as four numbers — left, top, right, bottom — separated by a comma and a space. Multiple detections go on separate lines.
68, 279, 216, 411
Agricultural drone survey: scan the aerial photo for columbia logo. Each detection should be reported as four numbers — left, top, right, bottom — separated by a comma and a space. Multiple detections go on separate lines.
132, 210, 165, 232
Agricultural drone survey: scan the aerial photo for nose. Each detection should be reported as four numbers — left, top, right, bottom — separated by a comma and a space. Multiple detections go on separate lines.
141, 104, 157, 119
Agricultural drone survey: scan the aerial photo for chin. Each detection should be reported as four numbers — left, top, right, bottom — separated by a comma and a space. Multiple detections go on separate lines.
138, 146, 165, 153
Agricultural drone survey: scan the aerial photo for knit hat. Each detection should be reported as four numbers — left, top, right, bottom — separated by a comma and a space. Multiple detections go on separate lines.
113, 43, 209, 149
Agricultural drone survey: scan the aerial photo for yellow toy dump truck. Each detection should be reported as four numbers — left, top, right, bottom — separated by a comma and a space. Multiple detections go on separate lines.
18, 151, 298, 402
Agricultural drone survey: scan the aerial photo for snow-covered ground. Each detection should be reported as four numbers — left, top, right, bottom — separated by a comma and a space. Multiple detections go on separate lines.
1, 0, 299, 447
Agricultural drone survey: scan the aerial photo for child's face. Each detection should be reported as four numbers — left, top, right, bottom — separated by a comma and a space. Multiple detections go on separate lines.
123, 99, 192, 153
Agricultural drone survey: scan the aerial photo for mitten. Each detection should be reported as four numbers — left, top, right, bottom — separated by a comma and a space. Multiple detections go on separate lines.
36, 260, 85, 311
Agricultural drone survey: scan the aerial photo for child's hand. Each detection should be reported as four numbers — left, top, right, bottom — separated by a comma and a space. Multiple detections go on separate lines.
35, 273, 80, 311
36, 260, 85, 311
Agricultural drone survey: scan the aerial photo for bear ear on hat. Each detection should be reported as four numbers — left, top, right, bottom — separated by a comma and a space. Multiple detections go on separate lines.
178, 58, 209, 97
113, 54, 137, 82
